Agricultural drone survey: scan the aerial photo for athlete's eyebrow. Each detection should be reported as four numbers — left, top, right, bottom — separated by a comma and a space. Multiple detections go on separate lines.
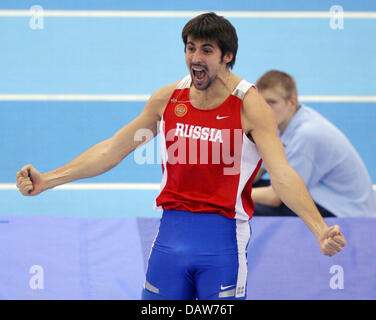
201, 44, 215, 49
186, 41, 215, 49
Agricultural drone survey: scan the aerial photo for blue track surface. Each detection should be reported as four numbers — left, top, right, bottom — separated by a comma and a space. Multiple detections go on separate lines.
1, 7, 375, 183
1, 16, 375, 95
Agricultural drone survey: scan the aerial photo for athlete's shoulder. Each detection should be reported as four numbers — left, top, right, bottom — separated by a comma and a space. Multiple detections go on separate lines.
240, 83, 277, 134
150, 81, 180, 102
146, 80, 181, 116
242, 83, 259, 103
241, 84, 269, 116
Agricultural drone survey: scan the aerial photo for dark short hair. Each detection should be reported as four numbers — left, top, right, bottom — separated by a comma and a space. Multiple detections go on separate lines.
182, 12, 238, 69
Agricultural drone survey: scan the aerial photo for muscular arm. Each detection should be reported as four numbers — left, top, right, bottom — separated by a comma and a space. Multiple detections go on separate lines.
17, 82, 177, 195
242, 88, 346, 255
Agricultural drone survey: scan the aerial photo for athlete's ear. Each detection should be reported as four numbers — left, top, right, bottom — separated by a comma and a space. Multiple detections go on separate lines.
222, 52, 233, 65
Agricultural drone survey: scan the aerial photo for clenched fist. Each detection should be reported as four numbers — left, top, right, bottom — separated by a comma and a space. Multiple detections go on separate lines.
318, 225, 346, 256
16, 164, 45, 196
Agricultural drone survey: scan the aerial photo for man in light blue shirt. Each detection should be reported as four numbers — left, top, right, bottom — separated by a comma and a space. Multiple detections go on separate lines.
252, 70, 376, 217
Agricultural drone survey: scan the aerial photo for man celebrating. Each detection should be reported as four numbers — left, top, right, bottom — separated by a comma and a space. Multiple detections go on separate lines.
16, 13, 346, 300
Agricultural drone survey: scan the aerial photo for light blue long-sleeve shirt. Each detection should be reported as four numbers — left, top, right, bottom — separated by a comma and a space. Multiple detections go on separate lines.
279, 105, 376, 217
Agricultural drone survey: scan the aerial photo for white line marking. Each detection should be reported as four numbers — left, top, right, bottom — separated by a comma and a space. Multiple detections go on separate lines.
0, 94, 375, 103
0, 94, 150, 101
0, 10, 375, 19
299, 96, 376, 103
0, 183, 375, 191
0, 183, 161, 190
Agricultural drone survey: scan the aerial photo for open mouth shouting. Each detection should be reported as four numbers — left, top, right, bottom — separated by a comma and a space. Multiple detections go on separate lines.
191, 64, 209, 89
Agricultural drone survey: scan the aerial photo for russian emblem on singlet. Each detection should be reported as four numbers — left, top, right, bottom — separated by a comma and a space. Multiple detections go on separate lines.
174, 104, 188, 117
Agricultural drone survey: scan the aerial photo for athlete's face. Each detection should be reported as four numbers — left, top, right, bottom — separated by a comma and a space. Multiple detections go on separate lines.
259, 86, 297, 132
185, 36, 232, 90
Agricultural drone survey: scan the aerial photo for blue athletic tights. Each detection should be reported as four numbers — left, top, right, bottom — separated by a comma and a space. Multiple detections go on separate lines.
142, 210, 250, 300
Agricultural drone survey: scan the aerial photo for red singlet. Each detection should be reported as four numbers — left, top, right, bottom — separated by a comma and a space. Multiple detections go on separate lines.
154, 75, 262, 220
